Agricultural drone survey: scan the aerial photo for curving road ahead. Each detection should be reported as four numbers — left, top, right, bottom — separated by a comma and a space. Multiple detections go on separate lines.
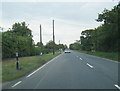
3, 50, 119, 89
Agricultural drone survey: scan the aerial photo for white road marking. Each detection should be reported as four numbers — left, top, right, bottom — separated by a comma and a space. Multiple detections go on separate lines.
12, 81, 22, 88
86, 63, 94, 68
26, 64, 46, 78
80, 58, 82, 60
26, 54, 60, 78
114, 84, 120, 89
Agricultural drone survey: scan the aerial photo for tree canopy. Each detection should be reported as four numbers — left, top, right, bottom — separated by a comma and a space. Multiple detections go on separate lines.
2, 22, 67, 59
69, 3, 120, 52
2, 22, 34, 58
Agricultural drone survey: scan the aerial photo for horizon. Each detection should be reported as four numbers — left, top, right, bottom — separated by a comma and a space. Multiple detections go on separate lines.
1, 1, 118, 46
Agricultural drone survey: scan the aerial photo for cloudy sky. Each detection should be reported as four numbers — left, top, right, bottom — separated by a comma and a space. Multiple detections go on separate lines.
1, 0, 118, 46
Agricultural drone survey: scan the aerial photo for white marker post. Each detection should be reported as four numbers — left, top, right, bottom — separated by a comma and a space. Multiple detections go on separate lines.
16, 52, 19, 70
40, 52, 43, 56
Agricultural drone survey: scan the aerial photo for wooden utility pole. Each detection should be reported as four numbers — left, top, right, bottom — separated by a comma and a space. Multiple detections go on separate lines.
53, 20, 55, 55
40, 24, 42, 43
59, 40, 61, 53
40, 24, 43, 55
59, 40, 60, 45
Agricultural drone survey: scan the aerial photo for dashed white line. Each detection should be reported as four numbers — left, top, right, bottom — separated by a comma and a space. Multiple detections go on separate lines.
114, 84, 120, 89
86, 63, 94, 69
12, 81, 22, 88
80, 58, 82, 60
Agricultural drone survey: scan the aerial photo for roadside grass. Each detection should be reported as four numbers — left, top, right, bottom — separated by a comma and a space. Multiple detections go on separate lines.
2, 52, 60, 82
0, 61, 2, 83
77, 50, 119, 62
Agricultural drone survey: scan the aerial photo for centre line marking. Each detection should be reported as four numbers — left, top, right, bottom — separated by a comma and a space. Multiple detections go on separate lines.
86, 63, 94, 68
114, 84, 120, 89
80, 58, 82, 60
12, 81, 22, 88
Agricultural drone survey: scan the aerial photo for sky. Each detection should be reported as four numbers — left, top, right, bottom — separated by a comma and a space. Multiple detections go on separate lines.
1, 1, 118, 46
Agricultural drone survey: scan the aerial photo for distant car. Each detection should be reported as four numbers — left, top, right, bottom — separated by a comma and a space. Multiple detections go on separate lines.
64, 50, 71, 53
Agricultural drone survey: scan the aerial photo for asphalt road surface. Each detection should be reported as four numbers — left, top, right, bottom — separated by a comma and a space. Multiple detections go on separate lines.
3, 50, 119, 89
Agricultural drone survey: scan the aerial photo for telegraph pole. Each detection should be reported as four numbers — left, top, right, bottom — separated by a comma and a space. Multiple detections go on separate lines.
59, 40, 61, 53
40, 24, 43, 55
53, 20, 55, 55
59, 40, 60, 45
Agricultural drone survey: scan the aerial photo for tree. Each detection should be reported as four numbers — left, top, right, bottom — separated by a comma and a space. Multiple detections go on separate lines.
12, 22, 32, 37
2, 22, 34, 59
79, 3, 120, 52
69, 41, 81, 50
58, 44, 67, 51
96, 3, 120, 52
44, 40, 56, 53
80, 29, 95, 51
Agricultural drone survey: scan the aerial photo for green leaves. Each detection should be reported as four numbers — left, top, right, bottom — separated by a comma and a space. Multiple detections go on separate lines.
12, 22, 32, 37
70, 3, 119, 52
80, 29, 95, 51
44, 40, 67, 54
69, 42, 81, 50
2, 22, 34, 59
2, 21, 67, 59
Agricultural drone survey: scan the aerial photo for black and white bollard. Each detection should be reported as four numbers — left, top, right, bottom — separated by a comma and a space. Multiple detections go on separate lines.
16, 52, 19, 70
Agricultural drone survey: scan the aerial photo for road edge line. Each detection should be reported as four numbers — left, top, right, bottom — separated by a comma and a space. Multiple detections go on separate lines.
26, 53, 62, 78
114, 84, 120, 89
11, 81, 22, 88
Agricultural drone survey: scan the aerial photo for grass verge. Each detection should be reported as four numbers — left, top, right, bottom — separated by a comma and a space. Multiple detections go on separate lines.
0, 61, 2, 84
2, 52, 60, 82
77, 50, 119, 62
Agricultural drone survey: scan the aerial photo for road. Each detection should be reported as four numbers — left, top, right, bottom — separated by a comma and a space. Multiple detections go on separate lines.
2, 50, 119, 89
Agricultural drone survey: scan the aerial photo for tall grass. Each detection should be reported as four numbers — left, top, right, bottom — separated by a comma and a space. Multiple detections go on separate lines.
78, 51, 119, 62
2, 52, 60, 82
